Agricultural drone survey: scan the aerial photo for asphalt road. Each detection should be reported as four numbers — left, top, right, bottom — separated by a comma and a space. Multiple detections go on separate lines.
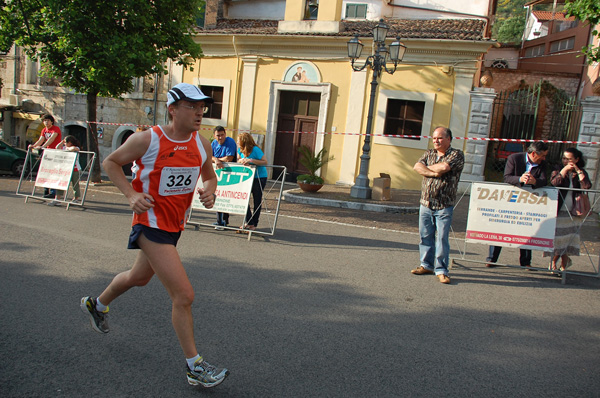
1, 175, 600, 397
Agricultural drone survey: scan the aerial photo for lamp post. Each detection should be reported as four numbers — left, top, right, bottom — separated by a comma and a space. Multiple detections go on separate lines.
348, 19, 406, 199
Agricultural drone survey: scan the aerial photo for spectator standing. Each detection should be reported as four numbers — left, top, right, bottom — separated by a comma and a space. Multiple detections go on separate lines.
544, 147, 591, 271
236, 132, 268, 232
30, 114, 62, 150
80, 83, 229, 388
211, 126, 236, 229
486, 141, 549, 268
29, 114, 62, 198
411, 127, 464, 284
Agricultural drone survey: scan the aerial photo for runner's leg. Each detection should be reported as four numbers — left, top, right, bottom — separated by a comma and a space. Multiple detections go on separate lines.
98, 250, 155, 305
136, 234, 197, 358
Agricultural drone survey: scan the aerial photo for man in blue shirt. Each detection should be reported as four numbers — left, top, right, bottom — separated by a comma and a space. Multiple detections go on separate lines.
211, 126, 236, 228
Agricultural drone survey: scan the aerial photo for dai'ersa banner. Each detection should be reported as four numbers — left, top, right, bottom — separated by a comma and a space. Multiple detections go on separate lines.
466, 182, 558, 250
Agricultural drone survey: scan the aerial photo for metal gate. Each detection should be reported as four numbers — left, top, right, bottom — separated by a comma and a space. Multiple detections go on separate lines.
485, 81, 583, 182
485, 83, 541, 180
545, 91, 582, 165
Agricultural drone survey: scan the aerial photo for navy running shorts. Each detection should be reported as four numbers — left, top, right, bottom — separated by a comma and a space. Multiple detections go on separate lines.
127, 224, 182, 249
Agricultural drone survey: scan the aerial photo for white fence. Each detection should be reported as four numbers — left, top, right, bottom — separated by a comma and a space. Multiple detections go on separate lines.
15, 148, 96, 210
450, 181, 600, 285
187, 165, 287, 240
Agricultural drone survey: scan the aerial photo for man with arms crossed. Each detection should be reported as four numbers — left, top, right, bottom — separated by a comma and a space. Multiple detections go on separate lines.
411, 127, 464, 284
80, 83, 229, 388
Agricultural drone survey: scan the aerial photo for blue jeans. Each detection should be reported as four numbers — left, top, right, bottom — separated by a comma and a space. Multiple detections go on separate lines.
216, 212, 229, 226
419, 205, 454, 276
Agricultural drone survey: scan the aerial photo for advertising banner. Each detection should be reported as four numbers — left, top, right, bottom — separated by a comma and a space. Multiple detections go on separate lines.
192, 163, 255, 215
34, 149, 76, 190
466, 182, 558, 250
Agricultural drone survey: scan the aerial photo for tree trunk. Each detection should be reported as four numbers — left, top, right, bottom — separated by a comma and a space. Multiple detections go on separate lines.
86, 92, 102, 182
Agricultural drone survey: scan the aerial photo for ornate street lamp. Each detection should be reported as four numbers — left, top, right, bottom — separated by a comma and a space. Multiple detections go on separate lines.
348, 19, 406, 199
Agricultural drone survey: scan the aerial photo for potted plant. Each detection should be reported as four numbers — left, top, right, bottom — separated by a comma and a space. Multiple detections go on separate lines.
296, 145, 333, 193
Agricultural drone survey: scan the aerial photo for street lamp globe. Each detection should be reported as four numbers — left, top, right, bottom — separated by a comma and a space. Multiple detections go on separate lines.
372, 19, 389, 44
389, 37, 407, 63
347, 36, 363, 60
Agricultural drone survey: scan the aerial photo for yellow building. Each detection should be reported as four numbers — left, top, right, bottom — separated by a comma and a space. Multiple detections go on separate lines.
180, 0, 496, 193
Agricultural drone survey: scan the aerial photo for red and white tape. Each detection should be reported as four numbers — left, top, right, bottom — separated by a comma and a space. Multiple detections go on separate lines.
86, 121, 600, 145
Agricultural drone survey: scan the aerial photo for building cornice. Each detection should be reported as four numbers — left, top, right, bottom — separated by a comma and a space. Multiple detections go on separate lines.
195, 33, 494, 67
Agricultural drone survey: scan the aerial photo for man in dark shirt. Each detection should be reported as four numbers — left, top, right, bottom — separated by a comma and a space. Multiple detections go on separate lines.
486, 141, 549, 268
411, 127, 464, 284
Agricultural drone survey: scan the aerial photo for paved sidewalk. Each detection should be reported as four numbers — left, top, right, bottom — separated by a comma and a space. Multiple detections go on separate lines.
283, 183, 421, 213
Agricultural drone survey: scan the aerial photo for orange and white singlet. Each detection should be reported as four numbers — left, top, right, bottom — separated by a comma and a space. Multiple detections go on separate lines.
131, 126, 207, 232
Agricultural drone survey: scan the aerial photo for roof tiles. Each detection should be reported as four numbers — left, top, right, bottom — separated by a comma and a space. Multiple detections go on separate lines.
198, 18, 488, 41
532, 11, 575, 21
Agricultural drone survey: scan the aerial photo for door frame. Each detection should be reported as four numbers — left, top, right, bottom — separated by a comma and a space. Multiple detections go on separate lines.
265, 81, 332, 177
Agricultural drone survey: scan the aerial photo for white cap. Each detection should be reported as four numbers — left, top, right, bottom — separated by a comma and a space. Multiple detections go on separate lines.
167, 83, 214, 106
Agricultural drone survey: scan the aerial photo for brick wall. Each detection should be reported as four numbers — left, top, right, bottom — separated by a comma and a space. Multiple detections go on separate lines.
485, 68, 580, 97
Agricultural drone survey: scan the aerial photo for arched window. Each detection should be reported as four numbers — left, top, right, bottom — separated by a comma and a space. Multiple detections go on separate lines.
491, 59, 509, 69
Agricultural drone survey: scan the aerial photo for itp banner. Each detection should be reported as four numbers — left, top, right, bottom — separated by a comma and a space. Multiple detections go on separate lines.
34, 149, 76, 190
192, 163, 255, 215
465, 182, 558, 251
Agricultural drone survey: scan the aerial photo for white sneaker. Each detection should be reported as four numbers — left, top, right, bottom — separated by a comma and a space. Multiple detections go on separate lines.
186, 358, 229, 388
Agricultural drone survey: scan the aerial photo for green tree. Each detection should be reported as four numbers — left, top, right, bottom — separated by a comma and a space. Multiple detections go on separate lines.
493, 0, 528, 43
565, 0, 600, 63
497, 15, 527, 43
0, 0, 204, 181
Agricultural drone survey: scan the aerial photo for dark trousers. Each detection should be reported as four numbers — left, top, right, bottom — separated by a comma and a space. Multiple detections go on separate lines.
245, 177, 267, 227
487, 246, 532, 266
216, 212, 229, 226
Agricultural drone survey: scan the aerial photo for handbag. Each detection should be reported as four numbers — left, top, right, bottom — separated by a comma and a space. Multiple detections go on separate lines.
572, 192, 591, 216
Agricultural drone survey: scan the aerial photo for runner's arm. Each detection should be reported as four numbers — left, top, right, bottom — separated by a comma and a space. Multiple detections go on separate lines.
198, 137, 218, 209
102, 130, 154, 214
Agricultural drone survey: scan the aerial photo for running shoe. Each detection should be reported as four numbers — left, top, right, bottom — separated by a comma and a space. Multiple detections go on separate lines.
186, 358, 229, 388
80, 296, 109, 333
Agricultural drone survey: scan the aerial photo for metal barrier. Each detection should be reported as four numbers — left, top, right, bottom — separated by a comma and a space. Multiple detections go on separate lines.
187, 165, 287, 240
450, 181, 600, 285
15, 148, 96, 210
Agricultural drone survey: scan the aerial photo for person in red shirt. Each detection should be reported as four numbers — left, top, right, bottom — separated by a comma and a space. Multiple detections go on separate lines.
29, 114, 61, 149
29, 114, 62, 198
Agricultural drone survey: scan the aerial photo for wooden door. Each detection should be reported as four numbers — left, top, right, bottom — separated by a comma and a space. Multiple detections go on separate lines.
273, 91, 320, 181
294, 117, 317, 174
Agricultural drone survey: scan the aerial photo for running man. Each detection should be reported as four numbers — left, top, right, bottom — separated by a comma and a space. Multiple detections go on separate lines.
80, 83, 229, 388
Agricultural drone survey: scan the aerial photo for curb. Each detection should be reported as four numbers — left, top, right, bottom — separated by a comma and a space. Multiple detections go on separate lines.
90, 181, 114, 187
282, 189, 419, 214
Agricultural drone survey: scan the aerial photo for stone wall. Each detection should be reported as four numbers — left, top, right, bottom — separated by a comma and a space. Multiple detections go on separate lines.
460, 87, 496, 192
578, 96, 600, 211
